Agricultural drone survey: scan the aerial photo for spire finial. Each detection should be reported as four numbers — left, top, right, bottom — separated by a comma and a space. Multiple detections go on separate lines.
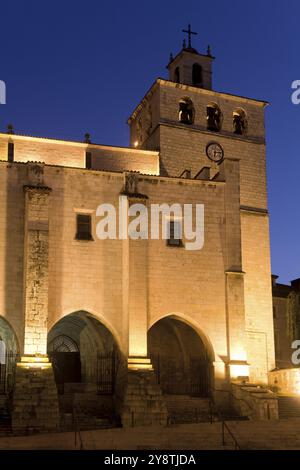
182, 24, 198, 49
7, 123, 14, 134
169, 52, 173, 63
207, 44, 212, 56
183, 38, 186, 49
84, 132, 91, 143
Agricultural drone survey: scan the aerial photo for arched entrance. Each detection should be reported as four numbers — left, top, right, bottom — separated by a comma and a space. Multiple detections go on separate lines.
0, 317, 19, 395
47, 312, 118, 395
148, 316, 213, 397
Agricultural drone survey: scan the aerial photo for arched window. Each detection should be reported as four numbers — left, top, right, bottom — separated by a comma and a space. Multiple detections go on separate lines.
174, 67, 180, 83
233, 108, 247, 135
192, 63, 203, 87
48, 334, 79, 353
179, 97, 195, 125
207, 103, 222, 132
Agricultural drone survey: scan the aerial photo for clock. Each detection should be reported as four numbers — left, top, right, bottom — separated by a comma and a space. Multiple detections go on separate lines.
206, 142, 224, 163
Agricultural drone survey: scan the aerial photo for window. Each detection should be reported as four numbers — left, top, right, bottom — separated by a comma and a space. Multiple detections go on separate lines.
174, 66, 180, 83
76, 214, 93, 240
233, 108, 247, 135
8, 142, 14, 162
179, 97, 195, 125
207, 103, 222, 132
48, 334, 79, 353
192, 63, 203, 87
167, 220, 182, 247
85, 151, 92, 169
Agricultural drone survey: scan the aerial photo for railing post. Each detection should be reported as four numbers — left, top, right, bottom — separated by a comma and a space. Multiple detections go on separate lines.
222, 421, 225, 446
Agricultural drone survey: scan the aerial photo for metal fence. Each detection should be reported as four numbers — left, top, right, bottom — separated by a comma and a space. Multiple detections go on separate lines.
49, 351, 118, 396
0, 352, 19, 395
150, 353, 211, 397
96, 352, 116, 395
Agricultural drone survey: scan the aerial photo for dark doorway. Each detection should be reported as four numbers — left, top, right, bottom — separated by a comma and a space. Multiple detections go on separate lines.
47, 312, 121, 429
50, 351, 81, 386
48, 334, 81, 393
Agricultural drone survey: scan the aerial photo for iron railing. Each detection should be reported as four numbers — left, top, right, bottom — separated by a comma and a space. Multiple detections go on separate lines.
221, 421, 240, 450
0, 352, 19, 396
49, 351, 118, 396
150, 353, 212, 397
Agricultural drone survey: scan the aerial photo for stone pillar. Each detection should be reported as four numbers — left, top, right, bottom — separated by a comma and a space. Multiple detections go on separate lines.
120, 176, 150, 364
23, 185, 51, 355
12, 357, 59, 434
12, 178, 59, 433
119, 174, 167, 426
223, 159, 249, 379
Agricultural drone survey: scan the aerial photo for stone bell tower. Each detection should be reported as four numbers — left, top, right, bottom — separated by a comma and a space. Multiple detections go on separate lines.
167, 24, 214, 90
128, 26, 275, 389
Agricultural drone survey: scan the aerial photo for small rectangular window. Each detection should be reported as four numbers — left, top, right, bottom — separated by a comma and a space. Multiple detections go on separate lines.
76, 214, 93, 241
8, 142, 14, 162
167, 220, 182, 247
85, 151, 92, 169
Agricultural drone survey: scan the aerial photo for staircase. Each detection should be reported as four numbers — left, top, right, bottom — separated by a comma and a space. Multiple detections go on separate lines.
164, 394, 247, 424
73, 392, 119, 430
165, 395, 213, 424
278, 395, 300, 418
58, 383, 119, 431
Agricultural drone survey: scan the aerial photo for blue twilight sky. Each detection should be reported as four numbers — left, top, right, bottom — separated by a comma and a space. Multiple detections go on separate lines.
0, 0, 299, 284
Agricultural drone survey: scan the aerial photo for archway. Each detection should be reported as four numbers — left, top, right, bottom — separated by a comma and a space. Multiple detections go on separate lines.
0, 316, 19, 395
47, 311, 118, 395
148, 316, 213, 397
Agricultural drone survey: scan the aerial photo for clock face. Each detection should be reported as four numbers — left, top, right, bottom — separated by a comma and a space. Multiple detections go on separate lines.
206, 142, 224, 163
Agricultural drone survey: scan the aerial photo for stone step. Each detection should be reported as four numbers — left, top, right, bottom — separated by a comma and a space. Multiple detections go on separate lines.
164, 395, 213, 424
278, 396, 300, 418
7, 420, 300, 449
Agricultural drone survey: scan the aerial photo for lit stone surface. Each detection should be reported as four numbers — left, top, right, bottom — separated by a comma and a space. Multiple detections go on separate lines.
0, 41, 276, 429
12, 359, 59, 433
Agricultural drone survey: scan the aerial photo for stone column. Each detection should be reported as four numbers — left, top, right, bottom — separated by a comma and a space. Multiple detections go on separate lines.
223, 159, 249, 380
12, 178, 59, 433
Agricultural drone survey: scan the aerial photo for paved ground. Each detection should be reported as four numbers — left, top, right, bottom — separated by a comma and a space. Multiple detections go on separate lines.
0, 419, 300, 450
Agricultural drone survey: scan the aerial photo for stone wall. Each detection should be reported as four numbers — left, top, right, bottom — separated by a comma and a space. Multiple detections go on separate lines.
120, 369, 167, 427
12, 361, 59, 434
269, 368, 300, 394
0, 157, 274, 390
0, 134, 159, 176
231, 382, 278, 420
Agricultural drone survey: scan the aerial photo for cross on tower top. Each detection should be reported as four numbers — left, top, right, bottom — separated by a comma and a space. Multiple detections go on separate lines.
182, 24, 198, 49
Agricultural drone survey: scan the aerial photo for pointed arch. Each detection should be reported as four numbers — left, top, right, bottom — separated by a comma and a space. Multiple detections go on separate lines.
48, 309, 122, 353
149, 312, 215, 362
0, 316, 19, 354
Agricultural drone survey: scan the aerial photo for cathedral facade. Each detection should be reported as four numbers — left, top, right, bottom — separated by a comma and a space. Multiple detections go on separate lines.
0, 36, 276, 430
